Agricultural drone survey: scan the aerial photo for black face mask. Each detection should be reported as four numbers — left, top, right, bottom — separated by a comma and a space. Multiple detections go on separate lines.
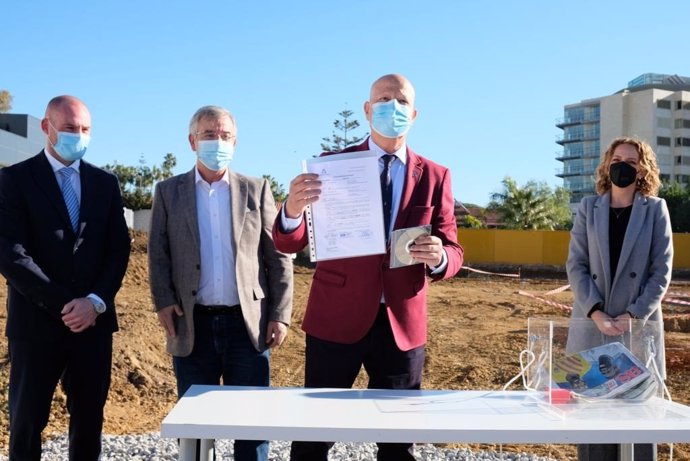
609, 162, 638, 188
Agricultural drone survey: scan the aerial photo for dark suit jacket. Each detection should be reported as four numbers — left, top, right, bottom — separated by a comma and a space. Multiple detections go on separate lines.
148, 168, 293, 356
0, 151, 130, 341
273, 140, 463, 351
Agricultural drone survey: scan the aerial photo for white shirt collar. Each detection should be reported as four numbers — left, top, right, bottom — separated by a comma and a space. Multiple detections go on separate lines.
367, 138, 407, 164
194, 165, 230, 187
44, 150, 80, 173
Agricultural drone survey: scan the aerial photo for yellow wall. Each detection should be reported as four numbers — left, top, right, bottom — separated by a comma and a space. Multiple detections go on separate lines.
457, 229, 689, 269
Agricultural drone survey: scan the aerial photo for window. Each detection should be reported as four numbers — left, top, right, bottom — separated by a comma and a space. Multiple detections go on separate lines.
657, 136, 671, 146
676, 156, 683, 165
675, 137, 690, 146
657, 100, 672, 109
657, 117, 672, 129
677, 101, 683, 110
674, 119, 690, 129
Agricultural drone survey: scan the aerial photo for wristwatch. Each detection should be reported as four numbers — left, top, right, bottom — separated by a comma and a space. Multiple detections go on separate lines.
88, 296, 107, 314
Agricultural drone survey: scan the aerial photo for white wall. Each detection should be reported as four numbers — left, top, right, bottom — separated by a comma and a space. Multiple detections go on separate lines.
132, 209, 152, 232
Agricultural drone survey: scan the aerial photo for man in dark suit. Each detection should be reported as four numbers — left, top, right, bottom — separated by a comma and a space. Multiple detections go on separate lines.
273, 74, 463, 461
0, 95, 130, 460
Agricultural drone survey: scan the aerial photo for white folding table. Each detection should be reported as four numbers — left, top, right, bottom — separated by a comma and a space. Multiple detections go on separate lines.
161, 385, 690, 461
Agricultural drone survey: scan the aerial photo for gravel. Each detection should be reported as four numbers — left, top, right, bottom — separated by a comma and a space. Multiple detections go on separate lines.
0, 433, 559, 460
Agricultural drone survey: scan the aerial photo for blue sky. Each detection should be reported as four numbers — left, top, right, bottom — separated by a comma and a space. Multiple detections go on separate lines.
4, 1, 689, 206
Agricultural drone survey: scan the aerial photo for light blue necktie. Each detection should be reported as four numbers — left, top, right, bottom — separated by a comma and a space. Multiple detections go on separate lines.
58, 168, 80, 233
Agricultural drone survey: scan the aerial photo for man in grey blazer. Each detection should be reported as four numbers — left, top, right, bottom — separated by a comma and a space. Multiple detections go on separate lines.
148, 105, 293, 461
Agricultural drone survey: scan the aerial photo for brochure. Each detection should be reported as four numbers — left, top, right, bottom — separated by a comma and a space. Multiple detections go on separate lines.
552, 342, 655, 400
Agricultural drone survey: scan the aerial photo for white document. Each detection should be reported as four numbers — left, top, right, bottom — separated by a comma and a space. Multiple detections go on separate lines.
302, 150, 386, 261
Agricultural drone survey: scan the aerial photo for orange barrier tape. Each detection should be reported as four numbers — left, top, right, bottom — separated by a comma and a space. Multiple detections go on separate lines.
517, 290, 572, 312
543, 284, 571, 295
461, 266, 520, 278
664, 298, 690, 306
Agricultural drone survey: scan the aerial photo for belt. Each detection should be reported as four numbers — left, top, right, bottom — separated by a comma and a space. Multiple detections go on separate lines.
194, 304, 241, 315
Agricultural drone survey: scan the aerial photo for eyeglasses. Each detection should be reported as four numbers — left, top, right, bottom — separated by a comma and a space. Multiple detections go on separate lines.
195, 130, 236, 142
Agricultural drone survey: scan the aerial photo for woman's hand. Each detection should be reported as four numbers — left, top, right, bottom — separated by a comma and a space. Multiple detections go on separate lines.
591, 310, 628, 336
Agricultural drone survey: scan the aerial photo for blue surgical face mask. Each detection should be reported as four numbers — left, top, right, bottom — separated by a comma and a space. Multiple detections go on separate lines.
370, 99, 413, 138
51, 129, 90, 162
197, 140, 234, 171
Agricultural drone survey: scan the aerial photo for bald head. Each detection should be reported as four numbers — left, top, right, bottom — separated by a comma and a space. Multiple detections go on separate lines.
364, 74, 418, 151
41, 95, 91, 164
369, 74, 416, 107
45, 95, 89, 119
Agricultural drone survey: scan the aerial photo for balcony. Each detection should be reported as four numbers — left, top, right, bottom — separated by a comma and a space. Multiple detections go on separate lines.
555, 112, 601, 128
556, 165, 597, 178
556, 129, 600, 145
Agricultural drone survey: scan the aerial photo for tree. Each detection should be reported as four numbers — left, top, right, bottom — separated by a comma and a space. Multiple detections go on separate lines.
460, 215, 485, 228
103, 153, 177, 210
659, 180, 690, 232
0, 90, 12, 113
263, 174, 287, 203
488, 177, 572, 230
320, 109, 368, 152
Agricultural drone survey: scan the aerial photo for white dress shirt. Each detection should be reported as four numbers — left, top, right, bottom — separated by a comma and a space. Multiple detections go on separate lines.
194, 167, 240, 306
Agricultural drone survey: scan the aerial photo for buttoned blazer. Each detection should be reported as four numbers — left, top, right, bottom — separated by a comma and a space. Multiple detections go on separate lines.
566, 191, 673, 365
272, 140, 463, 351
148, 168, 293, 357
0, 151, 131, 340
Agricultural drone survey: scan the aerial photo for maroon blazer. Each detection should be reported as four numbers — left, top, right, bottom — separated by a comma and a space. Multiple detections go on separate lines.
273, 140, 463, 351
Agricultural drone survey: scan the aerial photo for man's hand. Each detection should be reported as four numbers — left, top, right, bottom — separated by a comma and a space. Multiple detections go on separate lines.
265, 320, 288, 348
61, 298, 98, 333
284, 173, 321, 218
157, 304, 184, 338
408, 235, 444, 267
591, 310, 628, 336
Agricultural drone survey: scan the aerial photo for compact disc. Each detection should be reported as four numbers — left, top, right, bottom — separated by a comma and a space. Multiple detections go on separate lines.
390, 225, 431, 268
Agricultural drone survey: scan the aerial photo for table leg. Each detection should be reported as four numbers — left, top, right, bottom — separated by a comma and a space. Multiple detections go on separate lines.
200, 439, 214, 461
179, 438, 197, 461
619, 443, 634, 461
179, 438, 215, 461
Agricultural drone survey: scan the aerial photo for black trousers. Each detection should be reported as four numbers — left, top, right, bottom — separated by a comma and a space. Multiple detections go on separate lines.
578, 443, 656, 461
290, 305, 425, 461
8, 332, 113, 461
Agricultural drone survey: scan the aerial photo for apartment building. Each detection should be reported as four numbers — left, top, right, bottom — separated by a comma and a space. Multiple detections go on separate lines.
0, 113, 43, 167
556, 73, 690, 209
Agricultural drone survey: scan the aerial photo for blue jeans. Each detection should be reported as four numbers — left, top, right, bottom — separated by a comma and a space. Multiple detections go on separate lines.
173, 308, 269, 461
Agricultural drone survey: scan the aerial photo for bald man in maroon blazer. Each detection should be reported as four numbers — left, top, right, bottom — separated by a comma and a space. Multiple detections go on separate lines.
273, 74, 463, 461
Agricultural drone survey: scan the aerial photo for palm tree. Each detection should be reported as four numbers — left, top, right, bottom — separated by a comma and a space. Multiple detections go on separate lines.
489, 177, 571, 230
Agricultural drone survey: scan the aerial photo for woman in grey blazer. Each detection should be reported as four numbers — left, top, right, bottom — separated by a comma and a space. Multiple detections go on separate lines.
566, 137, 673, 461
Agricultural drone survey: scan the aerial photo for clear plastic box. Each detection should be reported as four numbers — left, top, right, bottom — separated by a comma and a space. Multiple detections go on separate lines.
525, 318, 665, 410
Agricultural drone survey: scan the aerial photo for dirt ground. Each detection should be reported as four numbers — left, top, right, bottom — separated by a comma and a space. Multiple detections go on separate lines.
1, 235, 690, 460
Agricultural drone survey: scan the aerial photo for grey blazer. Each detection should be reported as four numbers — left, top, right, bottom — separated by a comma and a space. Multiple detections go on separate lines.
566, 191, 673, 372
148, 168, 293, 356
